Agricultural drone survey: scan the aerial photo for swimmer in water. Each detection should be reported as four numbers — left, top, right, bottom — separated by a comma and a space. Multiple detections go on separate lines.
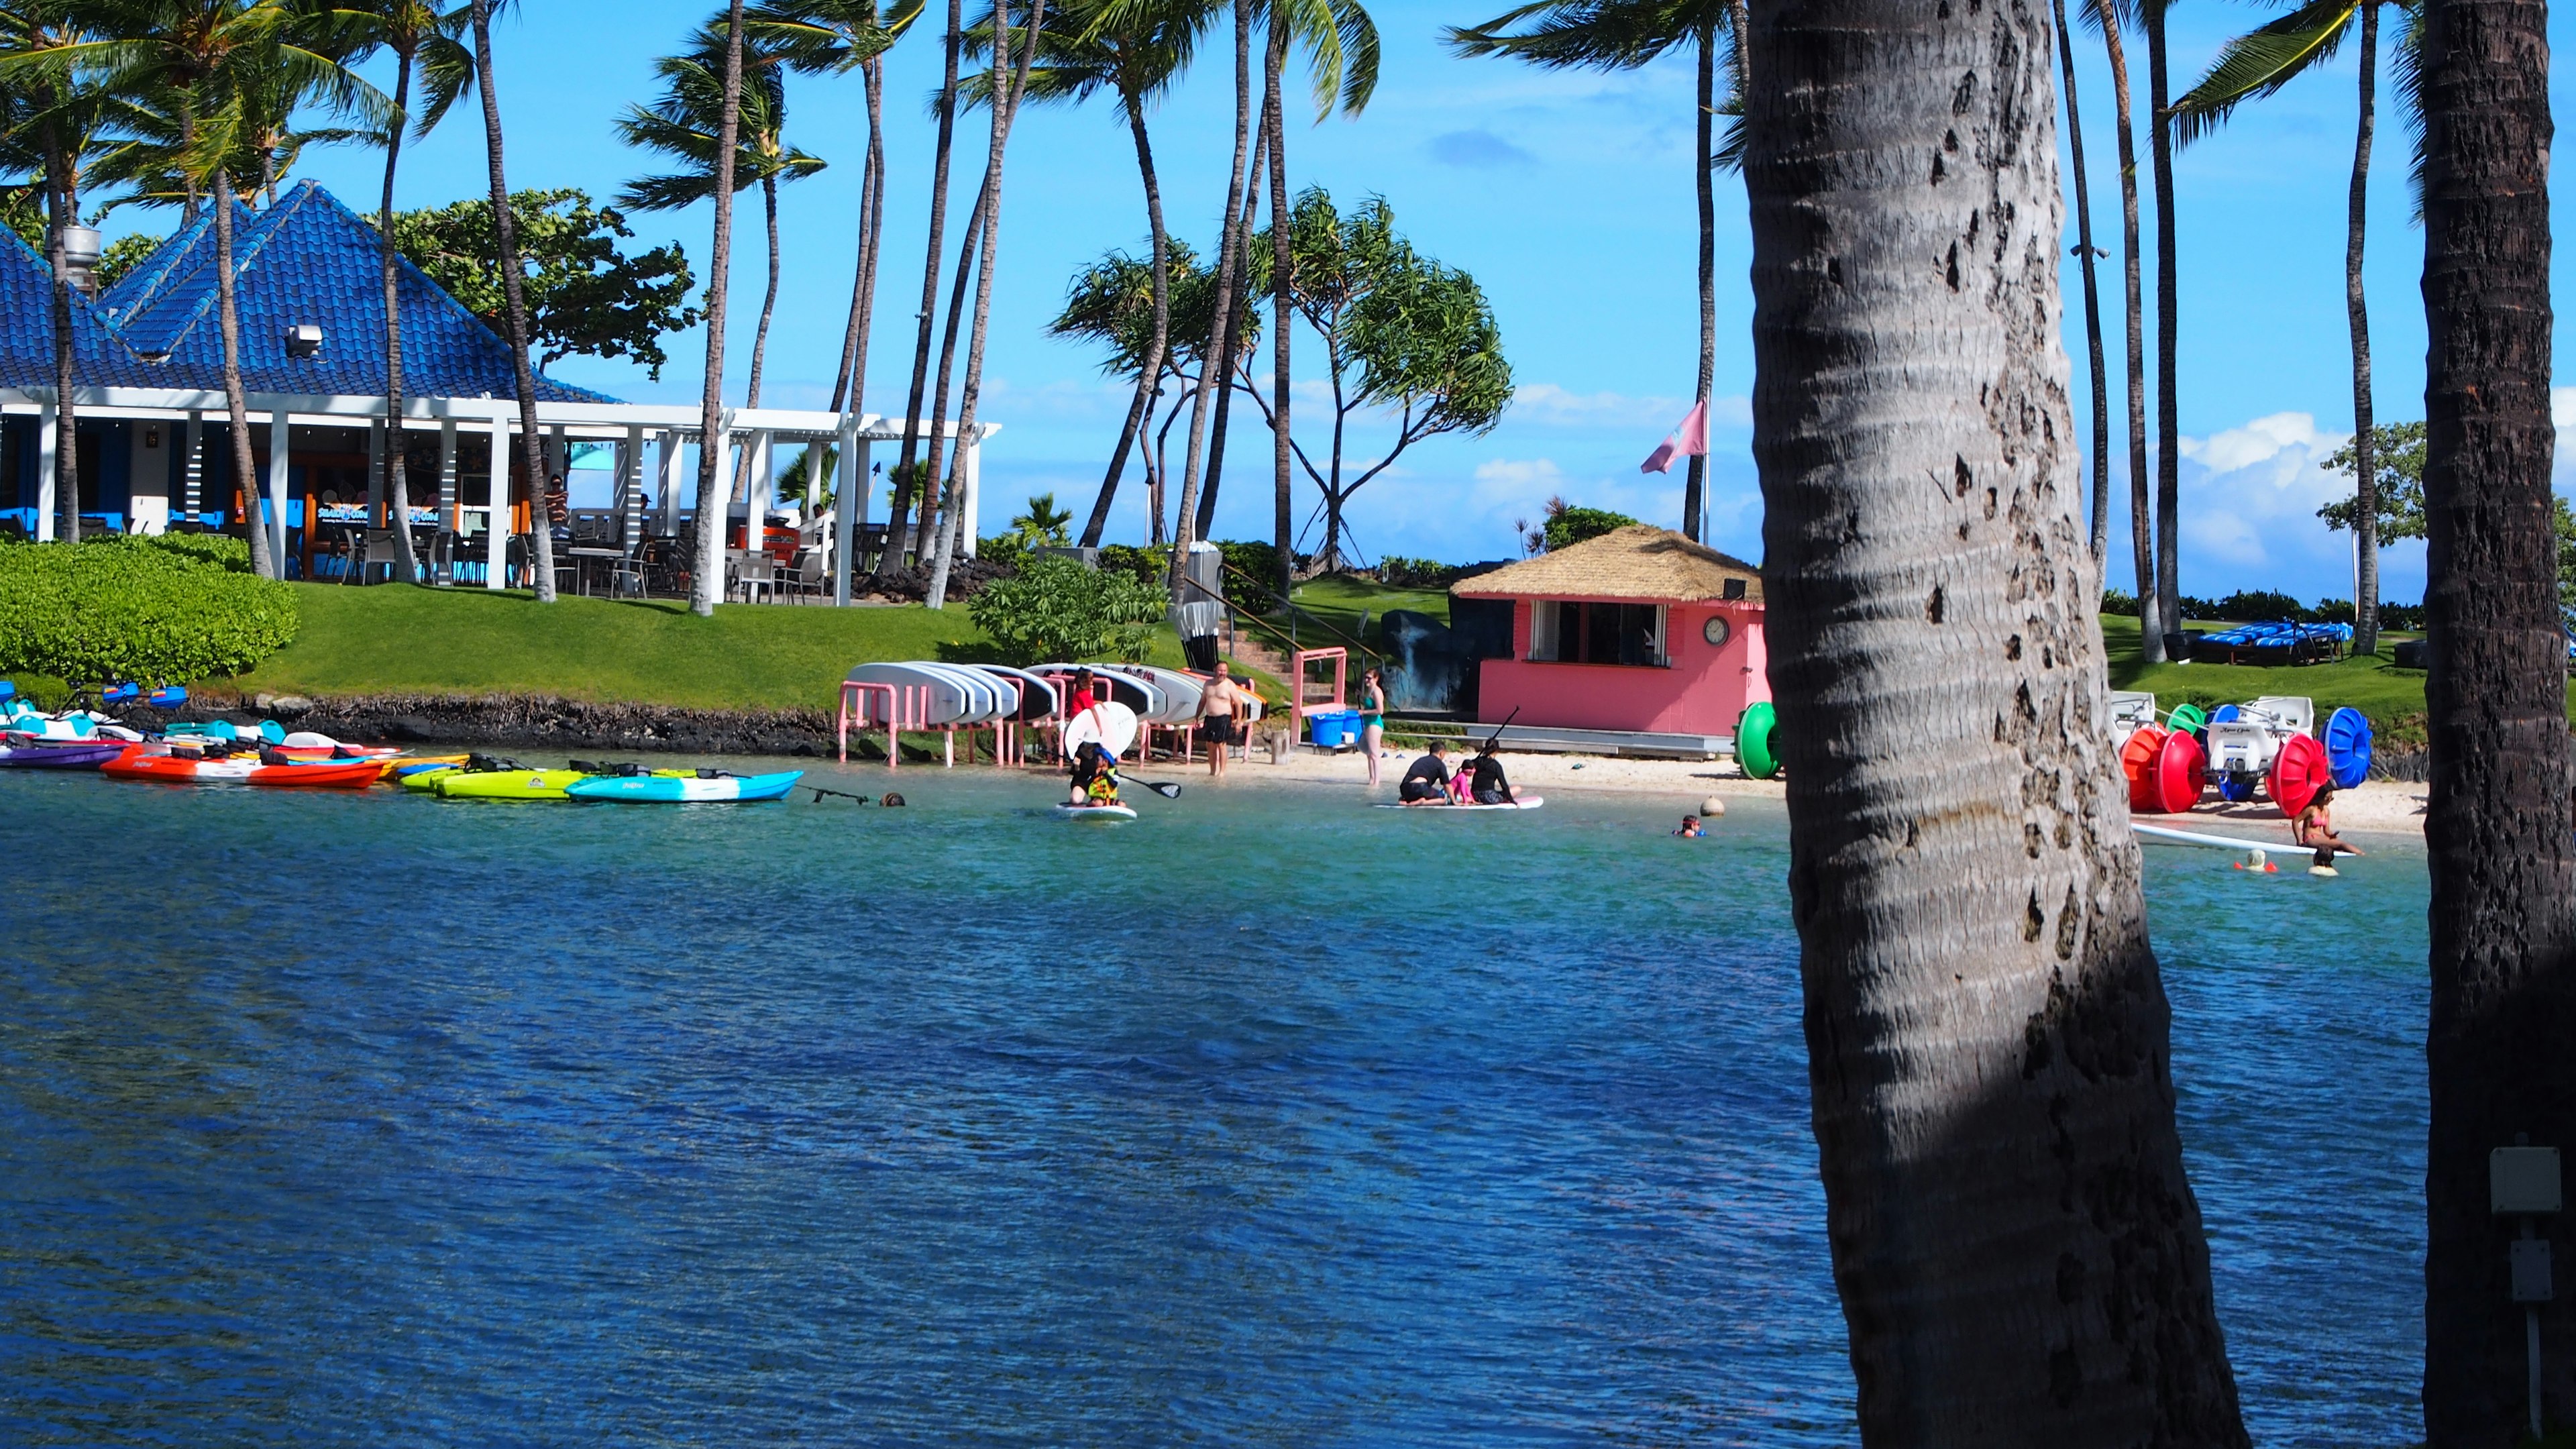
1674, 815, 1702, 838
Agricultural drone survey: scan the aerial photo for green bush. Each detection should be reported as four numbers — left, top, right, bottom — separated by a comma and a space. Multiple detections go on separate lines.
965, 555, 1167, 666
0, 537, 299, 683
127, 531, 255, 572
1542, 505, 1638, 552
1212, 540, 1284, 612
1097, 542, 1170, 587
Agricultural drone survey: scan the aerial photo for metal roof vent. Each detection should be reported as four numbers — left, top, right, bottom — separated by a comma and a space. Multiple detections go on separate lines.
60, 225, 102, 295
286, 323, 323, 358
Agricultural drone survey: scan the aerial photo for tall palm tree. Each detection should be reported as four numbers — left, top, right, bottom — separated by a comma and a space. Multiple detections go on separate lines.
2145, 0, 2179, 649
329, 0, 472, 584
0, 1, 105, 545
1448, 0, 1735, 545
669, 0, 749, 614
871, 0, 962, 581
2052, 0, 2111, 560
1163, 0, 1250, 570
2084, 0, 2158, 658
1263, 2, 1287, 594
466, 0, 561, 602
750, 0, 923, 431
1741, 0, 2249, 1438
2414, 0, 2570, 1439
76, 0, 390, 580
923, 0, 1044, 608
2171, 0, 2416, 656
619, 25, 824, 425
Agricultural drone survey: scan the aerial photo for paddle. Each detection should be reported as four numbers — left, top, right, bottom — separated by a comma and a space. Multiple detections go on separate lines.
1123, 777, 1184, 799
1480, 705, 1522, 754
810, 786, 884, 804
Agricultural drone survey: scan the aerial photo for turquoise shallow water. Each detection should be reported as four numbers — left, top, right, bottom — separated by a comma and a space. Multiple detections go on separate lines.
0, 763, 2426, 1445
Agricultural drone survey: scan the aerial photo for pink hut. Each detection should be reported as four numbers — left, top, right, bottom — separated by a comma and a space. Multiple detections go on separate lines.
1452, 526, 1768, 736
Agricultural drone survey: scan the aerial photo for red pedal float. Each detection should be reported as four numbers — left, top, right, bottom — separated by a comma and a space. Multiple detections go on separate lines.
2267, 732, 2331, 817
2120, 724, 2206, 815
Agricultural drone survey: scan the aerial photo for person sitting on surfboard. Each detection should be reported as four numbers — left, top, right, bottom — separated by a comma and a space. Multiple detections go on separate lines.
1399, 739, 1452, 804
1464, 743, 1516, 806
2294, 783, 2363, 861
1069, 739, 1120, 808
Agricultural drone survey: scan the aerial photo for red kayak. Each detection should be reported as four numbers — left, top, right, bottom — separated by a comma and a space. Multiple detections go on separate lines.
101, 752, 382, 788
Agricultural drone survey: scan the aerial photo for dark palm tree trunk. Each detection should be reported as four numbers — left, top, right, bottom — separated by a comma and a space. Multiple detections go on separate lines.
1742, 0, 2250, 1437
472, 0, 563, 604
1169, 0, 1256, 568
2055, 0, 2112, 561
44, 123, 78, 545
1681, 17, 1712, 542
213, 172, 275, 582
2146, 0, 2179, 646
1076, 95, 1173, 549
828, 36, 888, 416
2346, 3, 2380, 653
1265, 9, 1291, 598
2417, 0, 2573, 1438
915, 174, 988, 562
749, 174, 782, 405
1194, 127, 1266, 541
2098, 1, 2160, 659
876, 0, 965, 580
927, 0, 1044, 609
379, 46, 418, 582
680, 0, 749, 611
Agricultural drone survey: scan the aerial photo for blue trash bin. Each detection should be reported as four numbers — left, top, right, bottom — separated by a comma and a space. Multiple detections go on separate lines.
1309, 709, 1358, 748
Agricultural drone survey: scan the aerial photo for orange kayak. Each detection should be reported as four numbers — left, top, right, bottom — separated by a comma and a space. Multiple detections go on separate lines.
101, 752, 382, 788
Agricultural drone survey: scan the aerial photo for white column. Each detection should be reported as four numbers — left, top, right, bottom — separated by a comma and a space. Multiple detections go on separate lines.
437, 418, 459, 521
833, 415, 863, 604
34, 400, 57, 542
743, 429, 773, 555
366, 417, 386, 520
959, 427, 982, 559
486, 410, 510, 590
656, 430, 684, 533
619, 425, 644, 545
128, 420, 170, 535
182, 410, 204, 523
543, 425, 566, 483
265, 407, 291, 574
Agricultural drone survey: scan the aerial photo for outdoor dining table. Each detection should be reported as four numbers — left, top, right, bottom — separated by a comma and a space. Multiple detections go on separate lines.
566, 547, 626, 596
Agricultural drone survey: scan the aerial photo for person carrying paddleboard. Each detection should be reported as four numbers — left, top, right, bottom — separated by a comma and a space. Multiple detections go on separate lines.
1068, 740, 1121, 808
1399, 739, 1452, 804
1197, 663, 1244, 780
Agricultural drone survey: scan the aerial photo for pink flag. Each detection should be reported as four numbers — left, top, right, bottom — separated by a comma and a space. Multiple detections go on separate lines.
1638, 398, 1711, 474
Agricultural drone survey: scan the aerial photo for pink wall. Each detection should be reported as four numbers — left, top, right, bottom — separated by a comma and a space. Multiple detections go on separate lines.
1473, 598, 1769, 735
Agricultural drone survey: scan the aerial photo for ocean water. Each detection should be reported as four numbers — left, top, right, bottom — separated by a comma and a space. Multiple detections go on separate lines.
0, 763, 2426, 1446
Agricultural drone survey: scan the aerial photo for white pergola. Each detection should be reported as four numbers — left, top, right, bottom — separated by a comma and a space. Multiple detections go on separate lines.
1, 384, 1000, 606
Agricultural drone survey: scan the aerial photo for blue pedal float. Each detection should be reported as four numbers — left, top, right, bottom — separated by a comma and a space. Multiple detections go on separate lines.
2322, 706, 2373, 789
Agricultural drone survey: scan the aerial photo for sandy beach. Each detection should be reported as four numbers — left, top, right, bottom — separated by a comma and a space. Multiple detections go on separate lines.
1203, 739, 2428, 841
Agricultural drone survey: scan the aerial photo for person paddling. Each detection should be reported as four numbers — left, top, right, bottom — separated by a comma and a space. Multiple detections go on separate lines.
1464, 742, 1516, 805
1399, 738, 1452, 804
1068, 739, 1120, 808
1197, 663, 1243, 780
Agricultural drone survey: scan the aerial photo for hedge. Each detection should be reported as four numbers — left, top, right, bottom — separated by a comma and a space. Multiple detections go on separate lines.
0, 537, 299, 684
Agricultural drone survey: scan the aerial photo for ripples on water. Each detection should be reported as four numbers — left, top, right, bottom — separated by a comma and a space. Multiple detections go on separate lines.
0, 766, 2424, 1445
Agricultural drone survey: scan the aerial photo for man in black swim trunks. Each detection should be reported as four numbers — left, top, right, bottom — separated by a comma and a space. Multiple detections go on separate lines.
1399, 739, 1450, 804
1464, 743, 1515, 804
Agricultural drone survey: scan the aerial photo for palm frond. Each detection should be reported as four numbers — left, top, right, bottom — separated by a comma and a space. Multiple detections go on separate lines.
2167, 0, 2355, 148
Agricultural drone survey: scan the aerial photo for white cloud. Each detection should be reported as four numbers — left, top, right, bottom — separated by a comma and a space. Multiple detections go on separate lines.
1471, 457, 1565, 490
1509, 382, 1751, 433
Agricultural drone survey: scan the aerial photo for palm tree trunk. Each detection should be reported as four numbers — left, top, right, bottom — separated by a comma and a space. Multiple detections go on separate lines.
213, 172, 274, 582
915, 174, 988, 564
44, 124, 78, 546
2417, 0, 2573, 1438
1194, 127, 1266, 541
2055, 0, 2112, 561
1681, 18, 1713, 542
2146, 0, 2179, 648
1076, 95, 1173, 549
1265, 9, 1292, 597
1742, 1, 2249, 1438
380, 48, 418, 582
678, 0, 748, 611
1169, 0, 1256, 572
727, 172, 786, 528
472, 0, 562, 604
927, 0, 1045, 610
876, 0, 965, 580
2346, 4, 2379, 654
828, 46, 887, 416
2096, 1, 2160, 659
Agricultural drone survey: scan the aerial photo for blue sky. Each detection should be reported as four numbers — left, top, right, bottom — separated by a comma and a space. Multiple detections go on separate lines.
154, 0, 2576, 602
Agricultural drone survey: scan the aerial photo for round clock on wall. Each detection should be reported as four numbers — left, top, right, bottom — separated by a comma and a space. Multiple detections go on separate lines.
1701, 614, 1731, 649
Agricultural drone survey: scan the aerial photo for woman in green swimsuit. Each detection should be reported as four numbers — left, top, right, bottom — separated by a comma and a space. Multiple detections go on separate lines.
1358, 667, 1388, 787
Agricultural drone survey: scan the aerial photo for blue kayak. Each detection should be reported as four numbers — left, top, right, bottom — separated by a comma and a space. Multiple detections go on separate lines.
563, 769, 804, 803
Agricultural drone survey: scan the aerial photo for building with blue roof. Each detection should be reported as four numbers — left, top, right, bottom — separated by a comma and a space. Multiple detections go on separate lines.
1, 180, 989, 603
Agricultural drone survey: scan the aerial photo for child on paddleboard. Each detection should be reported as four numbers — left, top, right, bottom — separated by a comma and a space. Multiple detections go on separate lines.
1069, 740, 1120, 808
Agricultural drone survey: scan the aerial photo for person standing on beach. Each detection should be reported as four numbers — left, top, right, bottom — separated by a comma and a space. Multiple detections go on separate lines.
1198, 663, 1243, 780
1356, 668, 1388, 787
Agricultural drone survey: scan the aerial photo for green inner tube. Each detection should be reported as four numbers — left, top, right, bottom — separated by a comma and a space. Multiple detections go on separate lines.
1737, 701, 1779, 780
2165, 702, 2208, 735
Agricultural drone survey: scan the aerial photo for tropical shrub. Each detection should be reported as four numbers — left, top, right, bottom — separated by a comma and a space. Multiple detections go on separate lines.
966, 555, 1167, 665
1541, 504, 1638, 553
1096, 543, 1171, 587
1212, 540, 1285, 612
0, 537, 299, 683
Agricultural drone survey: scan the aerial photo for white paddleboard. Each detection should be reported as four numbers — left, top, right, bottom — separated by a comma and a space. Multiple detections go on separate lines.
1375, 794, 1546, 811
2132, 822, 2282, 853
1055, 802, 1137, 820
1061, 700, 1140, 761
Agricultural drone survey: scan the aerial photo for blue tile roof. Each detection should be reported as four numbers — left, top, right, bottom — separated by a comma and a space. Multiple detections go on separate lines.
3, 180, 618, 405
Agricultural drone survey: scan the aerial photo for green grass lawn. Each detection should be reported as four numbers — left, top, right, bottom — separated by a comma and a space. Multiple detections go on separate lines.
1285, 576, 1452, 647
2104, 612, 2576, 735
96, 582, 1197, 713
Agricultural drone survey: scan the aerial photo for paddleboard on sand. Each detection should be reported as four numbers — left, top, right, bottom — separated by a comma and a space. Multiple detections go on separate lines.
1055, 802, 1137, 820
1375, 795, 1546, 811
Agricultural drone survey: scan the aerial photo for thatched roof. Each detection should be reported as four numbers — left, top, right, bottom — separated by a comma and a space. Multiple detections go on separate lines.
1450, 526, 1763, 604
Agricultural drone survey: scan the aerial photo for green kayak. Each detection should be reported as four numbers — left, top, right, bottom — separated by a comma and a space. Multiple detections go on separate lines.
435, 768, 589, 800
399, 765, 462, 793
